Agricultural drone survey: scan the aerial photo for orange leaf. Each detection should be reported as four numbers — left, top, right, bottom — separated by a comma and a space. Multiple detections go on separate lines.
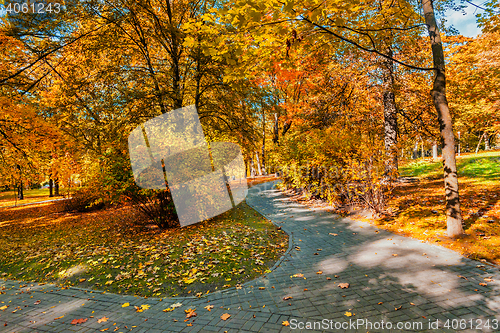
220, 313, 231, 321
282, 320, 290, 326
97, 317, 109, 323
71, 318, 88, 325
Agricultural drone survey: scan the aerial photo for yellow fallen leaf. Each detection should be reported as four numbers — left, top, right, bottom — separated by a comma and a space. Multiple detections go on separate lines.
0, 305, 8, 311
163, 308, 173, 312
54, 315, 64, 320
344, 312, 353, 317
121, 303, 129, 308
282, 320, 290, 326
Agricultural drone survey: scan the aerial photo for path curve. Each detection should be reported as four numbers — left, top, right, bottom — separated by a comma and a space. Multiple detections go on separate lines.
2, 181, 500, 332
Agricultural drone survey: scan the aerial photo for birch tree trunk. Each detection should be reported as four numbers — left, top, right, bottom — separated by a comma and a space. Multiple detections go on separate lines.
422, 0, 463, 237
432, 143, 438, 159
382, 48, 399, 179
255, 152, 262, 176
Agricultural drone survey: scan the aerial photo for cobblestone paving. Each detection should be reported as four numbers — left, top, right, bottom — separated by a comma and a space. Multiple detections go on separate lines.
2, 181, 500, 332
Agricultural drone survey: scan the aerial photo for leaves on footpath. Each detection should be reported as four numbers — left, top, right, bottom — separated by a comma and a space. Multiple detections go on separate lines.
70, 318, 88, 325
220, 313, 231, 321
134, 305, 150, 312
338, 283, 350, 289
97, 316, 109, 323
185, 309, 197, 318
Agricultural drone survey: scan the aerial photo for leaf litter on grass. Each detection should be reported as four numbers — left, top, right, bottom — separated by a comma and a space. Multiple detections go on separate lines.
0, 200, 288, 297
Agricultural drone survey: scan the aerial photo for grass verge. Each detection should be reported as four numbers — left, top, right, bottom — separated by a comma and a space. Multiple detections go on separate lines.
374, 150, 500, 265
0, 200, 288, 297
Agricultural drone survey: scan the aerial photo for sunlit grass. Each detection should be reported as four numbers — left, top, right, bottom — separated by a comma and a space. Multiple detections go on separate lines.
376, 150, 500, 264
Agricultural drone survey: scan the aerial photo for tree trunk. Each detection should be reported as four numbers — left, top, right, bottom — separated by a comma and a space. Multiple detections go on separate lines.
485, 133, 490, 150
273, 113, 279, 145
432, 142, 438, 159
413, 141, 419, 159
262, 109, 266, 175
421, 140, 424, 158
255, 152, 262, 176
250, 158, 256, 177
475, 132, 485, 154
54, 178, 60, 196
18, 180, 24, 200
49, 178, 54, 197
381, 48, 399, 179
422, 0, 463, 237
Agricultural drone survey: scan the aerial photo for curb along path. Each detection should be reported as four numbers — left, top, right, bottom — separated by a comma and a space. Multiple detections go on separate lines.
1, 181, 500, 332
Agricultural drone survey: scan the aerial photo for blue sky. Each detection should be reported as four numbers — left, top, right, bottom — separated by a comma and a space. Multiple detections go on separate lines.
445, 2, 482, 37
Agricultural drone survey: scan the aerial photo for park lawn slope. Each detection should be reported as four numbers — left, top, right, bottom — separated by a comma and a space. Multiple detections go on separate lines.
0, 200, 288, 297
375, 150, 500, 265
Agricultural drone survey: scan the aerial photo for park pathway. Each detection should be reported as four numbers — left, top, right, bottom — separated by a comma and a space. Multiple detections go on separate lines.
1, 181, 500, 332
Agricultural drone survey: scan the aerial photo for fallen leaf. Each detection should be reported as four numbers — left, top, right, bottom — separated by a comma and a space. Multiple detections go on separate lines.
282, 321, 290, 326
79, 278, 86, 283
34, 300, 41, 305
98, 317, 109, 323
392, 254, 398, 257
220, 313, 231, 321
71, 318, 88, 325
395, 306, 402, 311
410, 303, 415, 306
185, 309, 197, 318
344, 312, 353, 317
283, 296, 293, 300
303, 288, 308, 291
54, 316, 64, 320
170, 302, 182, 309
326, 277, 331, 280
121, 303, 129, 308
479, 283, 487, 286
338, 283, 350, 289
316, 271, 323, 274
100, 329, 109, 332
484, 278, 494, 282
292, 273, 304, 278
329, 233, 338, 236
187, 323, 193, 326
258, 287, 265, 290
378, 302, 383, 305
163, 308, 173, 312
458, 275, 468, 280
0, 306, 8, 311
204, 305, 214, 311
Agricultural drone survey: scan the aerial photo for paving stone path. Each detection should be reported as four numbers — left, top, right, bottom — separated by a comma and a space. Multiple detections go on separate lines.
2, 181, 500, 332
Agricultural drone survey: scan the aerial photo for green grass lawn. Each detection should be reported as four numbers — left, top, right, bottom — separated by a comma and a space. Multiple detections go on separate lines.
0, 200, 288, 297
400, 150, 500, 182
0, 188, 55, 208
